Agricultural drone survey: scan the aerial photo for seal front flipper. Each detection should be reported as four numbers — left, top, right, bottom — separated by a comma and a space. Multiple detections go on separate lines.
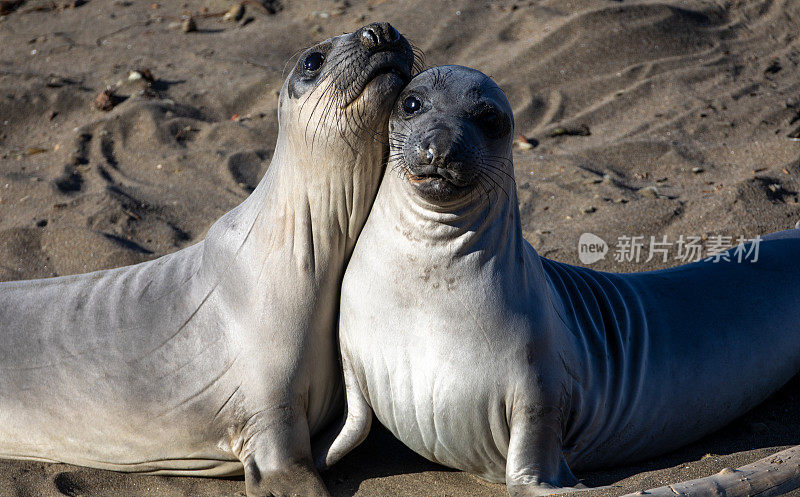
240, 406, 329, 497
313, 357, 372, 470
506, 404, 579, 497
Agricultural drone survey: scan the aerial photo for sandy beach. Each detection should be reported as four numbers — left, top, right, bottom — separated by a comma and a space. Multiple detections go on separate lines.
2, 0, 800, 495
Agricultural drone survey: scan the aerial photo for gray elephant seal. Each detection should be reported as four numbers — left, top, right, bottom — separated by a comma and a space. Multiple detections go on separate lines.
0, 23, 413, 497
318, 66, 800, 496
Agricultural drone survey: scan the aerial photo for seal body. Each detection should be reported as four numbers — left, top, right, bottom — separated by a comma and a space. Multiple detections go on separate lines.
320, 66, 800, 496
0, 23, 413, 497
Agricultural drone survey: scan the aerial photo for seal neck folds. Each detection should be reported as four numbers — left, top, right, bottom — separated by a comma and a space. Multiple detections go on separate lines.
379, 168, 525, 267
207, 139, 381, 280
200, 33, 414, 288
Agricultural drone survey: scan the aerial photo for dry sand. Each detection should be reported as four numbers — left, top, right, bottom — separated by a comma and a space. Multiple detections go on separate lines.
2, 0, 800, 495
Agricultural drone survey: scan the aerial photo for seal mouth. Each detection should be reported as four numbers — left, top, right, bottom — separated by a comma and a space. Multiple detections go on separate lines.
406, 165, 468, 187
407, 171, 451, 187
403, 164, 475, 201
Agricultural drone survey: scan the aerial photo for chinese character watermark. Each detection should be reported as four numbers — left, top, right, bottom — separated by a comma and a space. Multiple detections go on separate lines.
578, 233, 761, 265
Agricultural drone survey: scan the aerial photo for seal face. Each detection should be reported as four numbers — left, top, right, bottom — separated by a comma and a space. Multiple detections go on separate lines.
320, 65, 800, 497
281, 22, 415, 153
0, 23, 415, 497
389, 66, 513, 203
288, 23, 410, 105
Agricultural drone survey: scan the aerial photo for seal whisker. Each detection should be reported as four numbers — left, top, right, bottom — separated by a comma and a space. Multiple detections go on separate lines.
479, 168, 510, 201
303, 63, 341, 149
481, 160, 517, 183
312, 52, 359, 149
476, 172, 494, 202
409, 41, 426, 75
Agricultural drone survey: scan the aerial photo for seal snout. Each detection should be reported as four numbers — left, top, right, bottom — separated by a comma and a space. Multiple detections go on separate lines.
402, 125, 475, 198
360, 22, 401, 51
418, 127, 454, 167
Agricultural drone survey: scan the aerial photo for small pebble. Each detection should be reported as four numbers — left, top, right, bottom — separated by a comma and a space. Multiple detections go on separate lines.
549, 124, 590, 137
638, 186, 659, 198
582, 206, 597, 214
93, 89, 118, 111
514, 135, 536, 150
692, 167, 704, 174
223, 4, 244, 22
182, 17, 197, 33
765, 59, 782, 74
129, 68, 155, 83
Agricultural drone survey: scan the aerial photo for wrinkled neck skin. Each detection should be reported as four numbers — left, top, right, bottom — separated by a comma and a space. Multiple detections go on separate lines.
202, 132, 383, 288
197, 110, 387, 433
377, 170, 525, 269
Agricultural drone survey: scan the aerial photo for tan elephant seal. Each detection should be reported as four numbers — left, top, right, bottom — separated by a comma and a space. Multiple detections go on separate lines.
0, 23, 413, 497
317, 65, 800, 496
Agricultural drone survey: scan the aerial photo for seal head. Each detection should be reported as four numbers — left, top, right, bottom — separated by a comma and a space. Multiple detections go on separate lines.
390, 65, 513, 204
282, 23, 415, 153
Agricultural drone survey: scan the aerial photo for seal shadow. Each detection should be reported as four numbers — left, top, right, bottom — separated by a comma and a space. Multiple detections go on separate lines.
577, 372, 800, 488
150, 78, 187, 93
320, 373, 800, 495
322, 423, 471, 497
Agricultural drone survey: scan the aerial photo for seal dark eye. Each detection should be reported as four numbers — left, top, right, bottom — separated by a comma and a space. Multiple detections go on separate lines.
303, 52, 325, 72
480, 110, 499, 128
402, 96, 422, 115
477, 107, 509, 139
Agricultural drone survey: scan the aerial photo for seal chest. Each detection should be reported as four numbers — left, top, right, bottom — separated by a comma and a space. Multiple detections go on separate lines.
340, 256, 518, 481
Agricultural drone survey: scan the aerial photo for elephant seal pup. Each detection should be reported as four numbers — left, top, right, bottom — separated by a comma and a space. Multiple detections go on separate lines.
0, 23, 413, 497
318, 66, 800, 496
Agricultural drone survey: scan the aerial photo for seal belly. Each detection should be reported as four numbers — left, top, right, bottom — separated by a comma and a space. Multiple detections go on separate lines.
341, 303, 511, 482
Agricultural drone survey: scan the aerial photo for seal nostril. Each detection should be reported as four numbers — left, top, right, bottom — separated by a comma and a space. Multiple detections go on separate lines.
426, 147, 436, 163
361, 28, 379, 48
